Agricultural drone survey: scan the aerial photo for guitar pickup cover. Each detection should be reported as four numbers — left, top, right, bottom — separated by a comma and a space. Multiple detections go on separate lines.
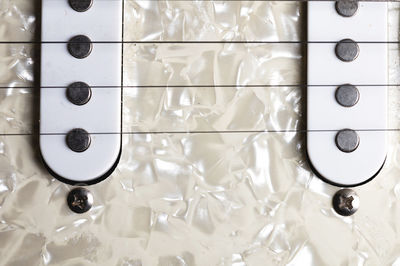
307, 1, 387, 187
40, 0, 123, 185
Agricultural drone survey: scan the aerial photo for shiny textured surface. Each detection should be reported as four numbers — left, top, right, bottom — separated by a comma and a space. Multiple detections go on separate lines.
0, 1, 400, 265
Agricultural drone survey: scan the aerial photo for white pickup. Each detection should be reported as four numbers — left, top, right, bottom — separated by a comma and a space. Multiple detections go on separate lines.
40, 0, 123, 185
307, 1, 387, 187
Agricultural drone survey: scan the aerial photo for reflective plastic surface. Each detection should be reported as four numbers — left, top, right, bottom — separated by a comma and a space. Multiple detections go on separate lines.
0, 1, 400, 265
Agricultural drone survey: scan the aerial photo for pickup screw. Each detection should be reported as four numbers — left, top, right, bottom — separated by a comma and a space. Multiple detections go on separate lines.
66, 128, 91, 153
335, 129, 360, 153
68, 35, 93, 59
336, 0, 358, 17
332, 189, 359, 216
69, 0, 93, 12
67, 82, 92, 106
335, 39, 360, 62
67, 188, 93, 214
335, 84, 360, 108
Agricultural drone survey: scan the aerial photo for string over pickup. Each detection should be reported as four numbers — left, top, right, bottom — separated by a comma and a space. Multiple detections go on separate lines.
307, 1, 387, 187
40, 0, 123, 185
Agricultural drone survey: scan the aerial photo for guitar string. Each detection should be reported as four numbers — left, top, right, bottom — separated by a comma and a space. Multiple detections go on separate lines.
1, 0, 395, 136
29, 0, 400, 2
3, 39, 400, 43
0, 41, 397, 90
0, 85, 398, 90
1, 41, 396, 90
0, 129, 399, 137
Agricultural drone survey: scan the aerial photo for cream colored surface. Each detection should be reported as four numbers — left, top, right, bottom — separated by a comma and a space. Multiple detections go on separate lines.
0, 1, 400, 265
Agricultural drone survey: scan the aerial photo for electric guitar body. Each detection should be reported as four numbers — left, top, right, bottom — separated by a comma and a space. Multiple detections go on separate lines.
0, 1, 399, 265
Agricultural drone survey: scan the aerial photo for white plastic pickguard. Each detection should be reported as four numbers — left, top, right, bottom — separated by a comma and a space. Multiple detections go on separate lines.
307, 1, 387, 186
40, 0, 122, 184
